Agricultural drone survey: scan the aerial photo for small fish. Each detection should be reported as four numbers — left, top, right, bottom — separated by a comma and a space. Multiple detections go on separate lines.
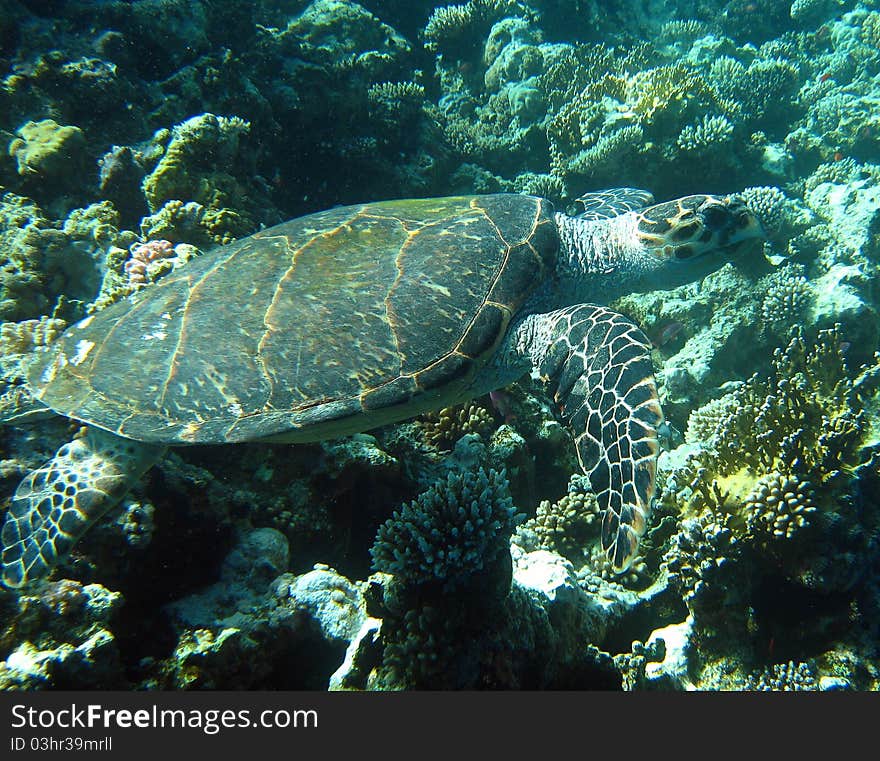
651, 321, 685, 348
489, 389, 516, 424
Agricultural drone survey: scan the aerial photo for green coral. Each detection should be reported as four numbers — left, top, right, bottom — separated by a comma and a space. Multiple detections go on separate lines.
274, 0, 411, 73
8, 119, 86, 180
141, 114, 251, 215
0, 196, 123, 322
138, 199, 248, 247
0, 316, 66, 356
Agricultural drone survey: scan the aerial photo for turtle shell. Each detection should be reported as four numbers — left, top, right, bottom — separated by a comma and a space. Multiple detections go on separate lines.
30, 194, 559, 444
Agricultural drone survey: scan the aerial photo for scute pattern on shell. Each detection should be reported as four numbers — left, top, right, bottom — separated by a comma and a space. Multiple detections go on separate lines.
28, 195, 559, 445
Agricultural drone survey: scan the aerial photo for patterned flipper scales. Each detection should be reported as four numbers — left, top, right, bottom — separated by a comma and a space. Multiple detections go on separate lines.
1, 428, 164, 588
532, 304, 662, 571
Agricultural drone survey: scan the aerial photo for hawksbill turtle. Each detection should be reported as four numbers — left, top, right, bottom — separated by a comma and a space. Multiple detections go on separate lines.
0, 189, 763, 588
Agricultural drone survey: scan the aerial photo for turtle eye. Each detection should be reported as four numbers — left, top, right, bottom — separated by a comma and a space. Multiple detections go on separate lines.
674, 245, 694, 260
701, 204, 729, 230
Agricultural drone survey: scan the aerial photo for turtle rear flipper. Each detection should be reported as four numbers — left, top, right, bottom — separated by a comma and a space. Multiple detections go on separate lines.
1, 428, 165, 588
519, 304, 662, 571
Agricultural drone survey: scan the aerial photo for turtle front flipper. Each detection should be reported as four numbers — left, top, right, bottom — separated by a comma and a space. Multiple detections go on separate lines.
1, 428, 165, 588
516, 304, 662, 571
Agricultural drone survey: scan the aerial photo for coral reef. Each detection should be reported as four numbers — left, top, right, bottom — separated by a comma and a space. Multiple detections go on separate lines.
1, 0, 880, 694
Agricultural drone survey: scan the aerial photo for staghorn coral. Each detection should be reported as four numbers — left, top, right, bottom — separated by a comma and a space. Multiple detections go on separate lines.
539, 44, 618, 113
367, 81, 426, 122
512, 171, 564, 200
658, 20, 712, 44
683, 326, 877, 488
663, 324, 880, 606
370, 467, 518, 590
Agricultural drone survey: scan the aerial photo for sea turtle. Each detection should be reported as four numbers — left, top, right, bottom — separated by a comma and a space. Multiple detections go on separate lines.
0, 189, 763, 588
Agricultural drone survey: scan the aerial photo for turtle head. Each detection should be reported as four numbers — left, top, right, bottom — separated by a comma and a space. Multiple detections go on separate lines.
636, 194, 764, 263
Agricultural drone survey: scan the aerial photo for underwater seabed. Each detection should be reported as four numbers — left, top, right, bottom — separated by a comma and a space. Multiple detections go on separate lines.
1, 0, 880, 689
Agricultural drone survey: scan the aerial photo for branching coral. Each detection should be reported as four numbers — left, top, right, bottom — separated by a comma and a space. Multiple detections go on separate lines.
658, 19, 712, 44
423, 0, 528, 55
419, 400, 496, 450
666, 325, 880, 596
367, 81, 426, 123
663, 513, 740, 605
370, 468, 519, 590
684, 327, 876, 487
677, 114, 734, 153
539, 44, 618, 113
741, 185, 796, 236
744, 660, 818, 690
0, 316, 67, 355
743, 471, 817, 546
523, 487, 600, 557
758, 265, 813, 339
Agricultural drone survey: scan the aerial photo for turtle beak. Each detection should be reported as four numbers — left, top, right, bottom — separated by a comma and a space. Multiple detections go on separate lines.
713, 194, 765, 246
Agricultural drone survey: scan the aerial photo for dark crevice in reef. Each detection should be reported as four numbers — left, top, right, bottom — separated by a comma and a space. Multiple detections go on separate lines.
601, 593, 690, 657
749, 574, 859, 665
113, 474, 235, 678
